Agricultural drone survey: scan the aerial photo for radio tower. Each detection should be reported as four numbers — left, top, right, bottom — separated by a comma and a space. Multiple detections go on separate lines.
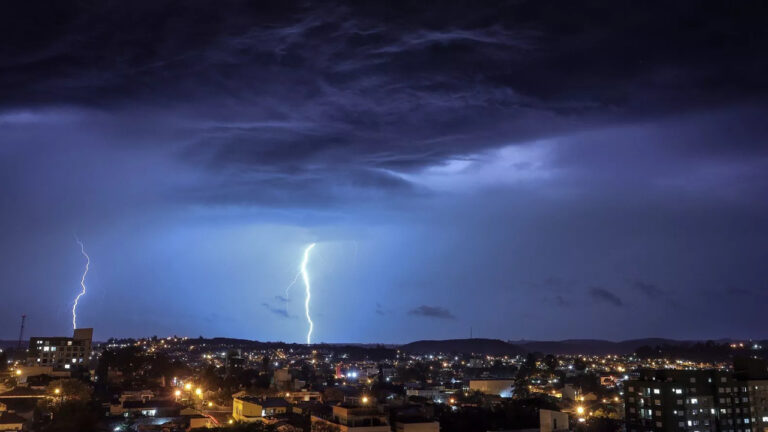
17, 315, 26, 350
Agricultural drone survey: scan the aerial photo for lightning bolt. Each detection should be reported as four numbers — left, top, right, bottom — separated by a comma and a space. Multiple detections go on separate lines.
301, 243, 316, 345
284, 270, 301, 297
72, 239, 90, 330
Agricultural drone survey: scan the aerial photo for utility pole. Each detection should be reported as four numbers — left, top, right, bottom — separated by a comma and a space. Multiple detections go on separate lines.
17, 315, 26, 350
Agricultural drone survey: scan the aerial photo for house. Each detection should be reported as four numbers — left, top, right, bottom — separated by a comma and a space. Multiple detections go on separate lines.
0, 412, 25, 431
393, 417, 440, 432
311, 405, 390, 432
111, 399, 180, 417
232, 396, 290, 422
468, 379, 515, 397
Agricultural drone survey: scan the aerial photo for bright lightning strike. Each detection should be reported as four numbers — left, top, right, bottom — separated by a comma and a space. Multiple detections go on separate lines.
72, 239, 90, 330
301, 243, 316, 345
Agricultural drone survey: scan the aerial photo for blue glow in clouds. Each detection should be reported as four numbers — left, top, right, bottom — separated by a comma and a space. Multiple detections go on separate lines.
73, 239, 90, 329
301, 243, 316, 345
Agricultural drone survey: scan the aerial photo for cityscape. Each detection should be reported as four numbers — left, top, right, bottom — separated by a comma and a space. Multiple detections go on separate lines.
2, 1, 768, 432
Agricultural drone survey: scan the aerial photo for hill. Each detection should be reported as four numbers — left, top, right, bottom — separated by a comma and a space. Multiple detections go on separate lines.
400, 338, 525, 356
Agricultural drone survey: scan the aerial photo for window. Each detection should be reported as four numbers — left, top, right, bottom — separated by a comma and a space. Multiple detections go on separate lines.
654, 389, 661, 394
690, 398, 698, 404
675, 389, 683, 394
691, 378, 696, 383
656, 422, 663, 427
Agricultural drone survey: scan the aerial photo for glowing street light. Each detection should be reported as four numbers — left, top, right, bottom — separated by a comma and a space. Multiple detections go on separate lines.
361, 396, 369, 404
184, 383, 192, 391
576, 406, 585, 415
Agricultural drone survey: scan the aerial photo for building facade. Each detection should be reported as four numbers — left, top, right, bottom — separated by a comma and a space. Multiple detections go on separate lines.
625, 364, 768, 432
27, 328, 93, 371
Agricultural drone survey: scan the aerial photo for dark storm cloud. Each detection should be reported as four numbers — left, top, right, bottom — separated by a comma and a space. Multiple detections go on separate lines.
408, 305, 456, 320
261, 302, 291, 318
588, 288, 623, 307
2, 0, 767, 207
274, 295, 290, 303
629, 280, 664, 298
375, 303, 388, 316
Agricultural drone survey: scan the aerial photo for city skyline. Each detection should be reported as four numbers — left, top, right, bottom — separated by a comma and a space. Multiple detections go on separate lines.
2, 1, 768, 343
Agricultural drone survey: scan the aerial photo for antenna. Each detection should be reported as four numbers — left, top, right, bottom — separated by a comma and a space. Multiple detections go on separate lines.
17, 315, 26, 350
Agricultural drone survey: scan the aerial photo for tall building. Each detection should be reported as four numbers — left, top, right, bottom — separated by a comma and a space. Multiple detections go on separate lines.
624, 360, 768, 432
27, 328, 93, 371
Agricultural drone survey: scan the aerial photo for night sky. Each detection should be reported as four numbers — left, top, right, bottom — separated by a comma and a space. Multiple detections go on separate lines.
2, 1, 768, 343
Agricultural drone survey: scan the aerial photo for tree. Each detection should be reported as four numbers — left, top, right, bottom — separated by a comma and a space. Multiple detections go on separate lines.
312, 422, 341, 432
47, 379, 92, 402
544, 354, 558, 372
43, 400, 98, 432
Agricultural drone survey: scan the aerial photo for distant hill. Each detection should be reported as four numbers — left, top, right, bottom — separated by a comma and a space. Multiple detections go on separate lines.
400, 338, 525, 356
512, 339, 694, 355
0, 340, 24, 349
398, 338, 713, 356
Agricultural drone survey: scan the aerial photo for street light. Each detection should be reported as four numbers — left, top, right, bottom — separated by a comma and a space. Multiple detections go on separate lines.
361, 396, 369, 404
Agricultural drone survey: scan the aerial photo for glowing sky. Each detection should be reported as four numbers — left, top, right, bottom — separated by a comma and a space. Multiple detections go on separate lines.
1, 1, 767, 342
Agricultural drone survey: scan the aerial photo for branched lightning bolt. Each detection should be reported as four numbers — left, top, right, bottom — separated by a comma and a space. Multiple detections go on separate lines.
72, 239, 90, 330
301, 243, 316, 345
284, 270, 301, 297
